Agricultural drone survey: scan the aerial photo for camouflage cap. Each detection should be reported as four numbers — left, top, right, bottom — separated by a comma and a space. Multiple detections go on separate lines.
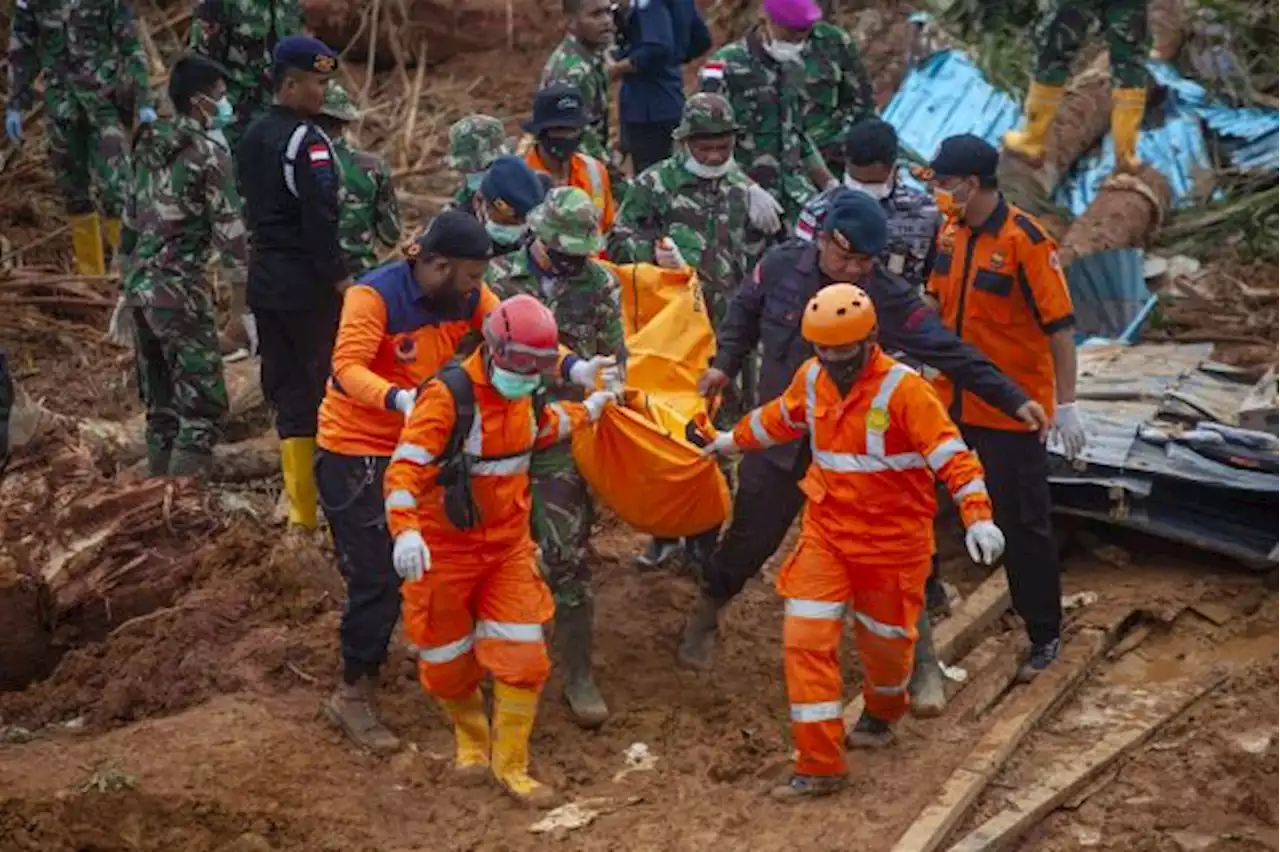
321, 81, 359, 122
446, 115, 512, 172
527, 186, 604, 256
672, 92, 740, 140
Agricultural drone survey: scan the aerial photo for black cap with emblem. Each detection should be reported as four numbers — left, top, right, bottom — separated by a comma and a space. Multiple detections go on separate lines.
521, 84, 588, 134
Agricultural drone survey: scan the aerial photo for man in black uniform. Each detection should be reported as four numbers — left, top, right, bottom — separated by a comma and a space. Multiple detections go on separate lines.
679, 193, 1050, 722
236, 34, 350, 531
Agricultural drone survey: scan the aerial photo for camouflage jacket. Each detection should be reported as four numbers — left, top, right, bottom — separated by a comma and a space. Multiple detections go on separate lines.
188, 0, 301, 106
121, 115, 248, 312
7, 0, 152, 110
332, 138, 401, 276
795, 173, 940, 286
801, 22, 875, 162
695, 27, 824, 226
484, 248, 624, 405
539, 34, 611, 163
609, 155, 761, 326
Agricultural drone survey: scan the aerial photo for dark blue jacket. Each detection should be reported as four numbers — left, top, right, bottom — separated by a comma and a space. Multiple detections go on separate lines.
620, 0, 711, 125
713, 240, 1031, 470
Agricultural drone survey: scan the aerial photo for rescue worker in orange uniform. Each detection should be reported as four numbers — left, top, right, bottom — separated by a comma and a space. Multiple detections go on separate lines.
384, 294, 616, 807
704, 283, 1007, 801
924, 135, 1085, 683
522, 84, 615, 233
315, 211, 618, 752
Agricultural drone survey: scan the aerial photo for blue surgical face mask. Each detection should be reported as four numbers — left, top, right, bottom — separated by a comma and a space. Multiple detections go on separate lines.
209, 95, 234, 130
485, 220, 527, 247
491, 364, 542, 399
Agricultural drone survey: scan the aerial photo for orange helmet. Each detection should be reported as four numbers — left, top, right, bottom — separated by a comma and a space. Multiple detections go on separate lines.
801, 283, 877, 347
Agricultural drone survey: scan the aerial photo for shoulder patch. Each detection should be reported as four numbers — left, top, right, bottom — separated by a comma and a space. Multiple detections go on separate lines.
699, 60, 726, 81
1012, 213, 1046, 245
308, 142, 332, 166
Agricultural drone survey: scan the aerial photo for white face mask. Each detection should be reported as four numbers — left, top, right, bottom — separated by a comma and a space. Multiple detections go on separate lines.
764, 38, 805, 64
684, 153, 734, 179
844, 174, 892, 201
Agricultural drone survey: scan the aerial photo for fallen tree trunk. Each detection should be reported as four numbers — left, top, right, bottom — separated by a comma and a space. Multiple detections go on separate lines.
76, 358, 267, 469
1042, 54, 1113, 192
77, 424, 280, 482
1059, 165, 1173, 267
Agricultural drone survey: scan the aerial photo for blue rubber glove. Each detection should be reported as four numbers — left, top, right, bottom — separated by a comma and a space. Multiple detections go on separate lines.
4, 108, 21, 142
137, 106, 158, 125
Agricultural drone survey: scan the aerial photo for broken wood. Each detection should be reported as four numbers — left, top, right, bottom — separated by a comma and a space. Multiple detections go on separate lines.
944, 671, 1226, 852
949, 638, 1026, 722
843, 572, 1013, 728
1042, 54, 1112, 193
890, 617, 1126, 852
1060, 167, 1174, 267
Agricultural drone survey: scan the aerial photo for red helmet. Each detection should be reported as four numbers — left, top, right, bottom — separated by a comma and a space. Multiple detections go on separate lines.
483, 294, 561, 375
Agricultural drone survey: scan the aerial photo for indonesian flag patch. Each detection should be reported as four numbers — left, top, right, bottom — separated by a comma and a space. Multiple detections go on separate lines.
700, 60, 726, 81
795, 213, 817, 241
307, 143, 331, 165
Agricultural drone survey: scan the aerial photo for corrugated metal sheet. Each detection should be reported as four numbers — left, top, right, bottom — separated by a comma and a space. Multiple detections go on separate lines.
884, 49, 1280, 216
1066, 248, 1151, 340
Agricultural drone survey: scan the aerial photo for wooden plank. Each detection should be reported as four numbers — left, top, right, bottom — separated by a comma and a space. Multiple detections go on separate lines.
951, 640, 1024, 722
889, 621, 1121, 852
842, 572, 1012, 728
944, 672, 1227, 852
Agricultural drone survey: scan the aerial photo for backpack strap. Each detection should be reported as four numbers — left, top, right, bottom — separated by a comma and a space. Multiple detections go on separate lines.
435, 362, 476, 463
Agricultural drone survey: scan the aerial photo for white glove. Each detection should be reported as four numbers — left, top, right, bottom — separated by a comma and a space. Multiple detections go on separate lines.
965, 520, 1006, 566
241, 312, 259, 356
392, 388, 416, 417
107, 296, 133, 346
700, 431, 741, 457
392, 530, 430, 582
1051, 401, 1087, 460
746, 183, 784, 234
654, 237, 686, 269
584, 390, 617, 422
569, 355, 620, 392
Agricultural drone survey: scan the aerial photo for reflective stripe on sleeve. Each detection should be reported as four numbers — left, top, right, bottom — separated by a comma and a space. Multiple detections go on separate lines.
778, 396, 805, 432
749, 408, 774, 447
391, 442, 435, 465
384, 489, 417, 511
953, 478, 988, 501
471, 454, 531, 476
927, 437, 969, 472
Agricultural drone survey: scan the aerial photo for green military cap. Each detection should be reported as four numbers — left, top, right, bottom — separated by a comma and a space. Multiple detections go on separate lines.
446, 114, 512, 173
672, 92, 740, 141
320, 81, 359, 122
527, 186, 604, 256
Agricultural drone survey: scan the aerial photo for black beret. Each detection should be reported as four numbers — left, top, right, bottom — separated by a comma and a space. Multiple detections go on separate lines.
272, 35, 339, 75
929, 134, 999, 180
415, 209, 493, 261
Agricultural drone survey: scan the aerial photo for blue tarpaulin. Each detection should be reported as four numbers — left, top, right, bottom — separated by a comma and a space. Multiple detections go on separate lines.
884, 49, 1280, 216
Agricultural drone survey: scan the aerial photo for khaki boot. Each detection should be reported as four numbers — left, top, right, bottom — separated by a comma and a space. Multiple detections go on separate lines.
491, 682, 561, 808
1003, 81, 1064, 165
557, 598, 609, 729
1110, 87, 1147, 171
908, 609, 947, 719
325, 677, 401, 754
676, 592, 721, 671
69, 212, 106, 277
438, 689, 491, 785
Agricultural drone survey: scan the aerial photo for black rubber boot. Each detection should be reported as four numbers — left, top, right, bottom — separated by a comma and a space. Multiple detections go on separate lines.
909, 608, 947, 718
146, 445, 171, 478
557, 598, 609, 728
846, 710, 895, 749
676, 592, 722, 671
168, 448, 213, 478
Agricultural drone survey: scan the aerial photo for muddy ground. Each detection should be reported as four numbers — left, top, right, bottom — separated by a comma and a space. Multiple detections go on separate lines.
1, 0, 1277, 850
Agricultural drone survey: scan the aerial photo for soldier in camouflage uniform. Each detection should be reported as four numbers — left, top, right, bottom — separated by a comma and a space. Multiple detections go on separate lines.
5, 0, 157, 276
445, 114, 513, 210
799, 18, 876, 178
119, 55, 248, 477
1005, 0, 1149, 170
695, 0, 835, 232
540, 0, 615, 164
188, 0, 302, 148
795, 119, 939, 290
484, 186, 624, 729
314, 81, 401, 276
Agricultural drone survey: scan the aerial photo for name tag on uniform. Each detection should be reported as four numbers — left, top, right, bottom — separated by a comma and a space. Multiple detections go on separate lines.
888, 253, 905, 275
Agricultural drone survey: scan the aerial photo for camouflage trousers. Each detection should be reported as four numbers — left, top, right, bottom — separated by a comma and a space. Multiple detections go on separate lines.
45, 89, 129, 216
1034, 0, 1150, 88
530, 444, 595, 610
132, 305, 229, 457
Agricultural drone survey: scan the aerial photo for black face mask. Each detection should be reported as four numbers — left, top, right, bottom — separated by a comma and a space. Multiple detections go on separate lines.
539, 132, 582, 162
820, 346, 870, 394
546, 248, 588, 278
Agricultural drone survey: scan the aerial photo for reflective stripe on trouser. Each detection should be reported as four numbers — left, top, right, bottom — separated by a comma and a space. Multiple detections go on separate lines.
777, 537, 931, 775
400, 541, 555, 700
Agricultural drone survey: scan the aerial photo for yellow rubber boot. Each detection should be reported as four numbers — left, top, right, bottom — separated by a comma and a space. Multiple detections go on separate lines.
491, 682, 560, 808
1110, 88, 1147, 171
279, 437, 319, 529
438, 690, 491, 785
69, 213, 106, 276
1002, 81, 1064, 165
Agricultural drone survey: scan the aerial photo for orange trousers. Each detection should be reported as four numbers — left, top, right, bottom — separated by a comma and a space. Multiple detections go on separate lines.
776, 534, 929, 777
400, 539, 556, 701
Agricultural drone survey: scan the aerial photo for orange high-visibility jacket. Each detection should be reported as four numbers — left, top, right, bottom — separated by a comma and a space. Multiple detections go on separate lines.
524, 147, 615, 233
733, 349, 993, 565
318, 260, 583, 457
384, 351, 591, 555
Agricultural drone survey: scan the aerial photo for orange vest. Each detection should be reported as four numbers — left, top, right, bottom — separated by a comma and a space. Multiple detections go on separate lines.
524, 147, 615, 233
734, 350, 992, 564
